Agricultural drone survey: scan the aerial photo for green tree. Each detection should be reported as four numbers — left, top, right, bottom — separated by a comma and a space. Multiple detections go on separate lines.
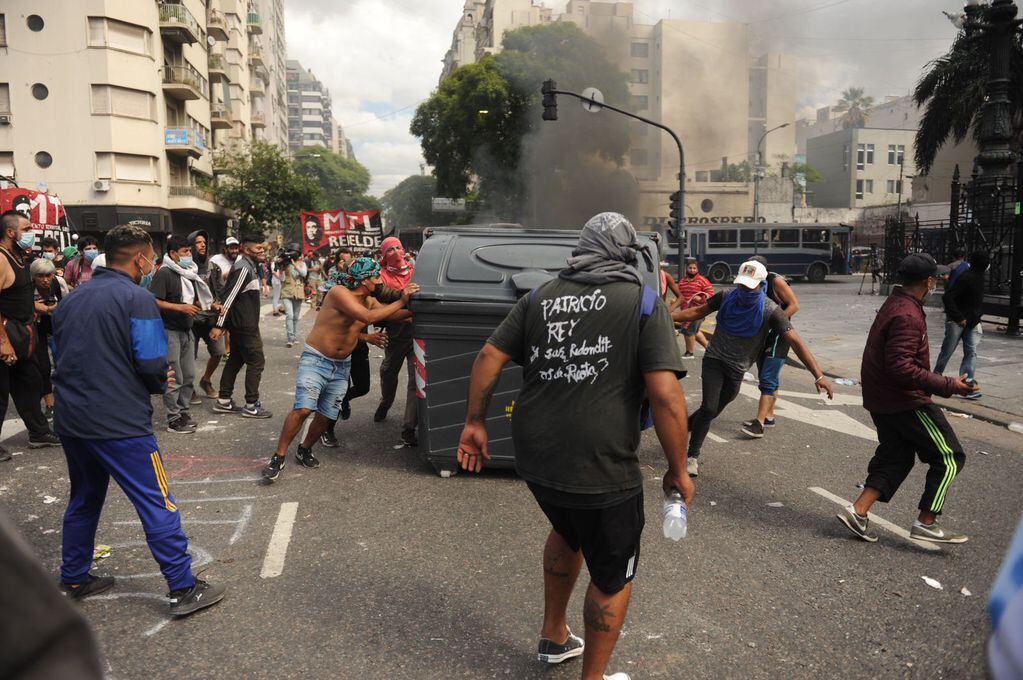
211, 141, 320, 239
913, 31, 1023, 174
381, 175, 451, 230
834, 87, 874, 129
292, 146, 381, 211
412, 22, 632, 222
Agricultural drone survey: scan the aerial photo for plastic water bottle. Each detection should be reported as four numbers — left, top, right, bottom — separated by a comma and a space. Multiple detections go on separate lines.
662, 490, 688, 541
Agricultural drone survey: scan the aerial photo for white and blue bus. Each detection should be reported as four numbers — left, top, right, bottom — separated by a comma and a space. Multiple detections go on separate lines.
669, 223, 852, 284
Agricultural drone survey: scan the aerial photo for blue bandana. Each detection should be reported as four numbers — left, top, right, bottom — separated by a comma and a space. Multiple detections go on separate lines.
716, 285, 766, 337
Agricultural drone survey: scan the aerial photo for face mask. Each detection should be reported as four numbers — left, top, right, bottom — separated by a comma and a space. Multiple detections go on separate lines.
84, 249, 99, 263
178, 256, 194, 268
138, 254, 155, 288
42, 251, 56, 261
16, 231, 36, 251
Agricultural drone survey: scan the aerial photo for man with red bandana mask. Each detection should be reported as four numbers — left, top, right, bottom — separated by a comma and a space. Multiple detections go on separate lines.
373, 237, 418, 446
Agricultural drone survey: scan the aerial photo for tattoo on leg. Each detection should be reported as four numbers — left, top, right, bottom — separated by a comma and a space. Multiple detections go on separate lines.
583, 597, 612, 633
544, 566, 570, 578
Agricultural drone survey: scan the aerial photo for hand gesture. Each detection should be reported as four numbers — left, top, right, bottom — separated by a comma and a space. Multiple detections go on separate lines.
401, 283, 420, 303
0, 338, 15, 366
456, 422, 490, 473
815, 377, 834, 400
662, 468, 695, 508
952, 374, 979, 396
178, 302, 200, 318
365, 331, 388, 348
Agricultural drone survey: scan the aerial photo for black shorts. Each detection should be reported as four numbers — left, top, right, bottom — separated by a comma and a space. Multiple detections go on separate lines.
530, 486, 644, 595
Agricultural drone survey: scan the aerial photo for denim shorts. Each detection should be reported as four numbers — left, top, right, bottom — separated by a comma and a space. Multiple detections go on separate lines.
294, 345, 351, 419
756, 355, 786, 395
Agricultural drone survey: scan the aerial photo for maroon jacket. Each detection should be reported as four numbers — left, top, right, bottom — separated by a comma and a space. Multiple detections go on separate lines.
861, 287, 955, 414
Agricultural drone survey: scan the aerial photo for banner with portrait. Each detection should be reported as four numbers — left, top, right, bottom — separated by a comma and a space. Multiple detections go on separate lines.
0, 187, 73, 250
300, 210, 389, 257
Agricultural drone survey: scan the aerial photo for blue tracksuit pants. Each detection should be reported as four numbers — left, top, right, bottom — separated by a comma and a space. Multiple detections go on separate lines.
60, 434, 196, 592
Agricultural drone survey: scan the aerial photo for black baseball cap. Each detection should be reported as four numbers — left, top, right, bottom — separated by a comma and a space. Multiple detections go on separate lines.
896, 253, 949, 278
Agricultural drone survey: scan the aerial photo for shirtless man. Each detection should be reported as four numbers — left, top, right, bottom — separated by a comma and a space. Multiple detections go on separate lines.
261, 258, 418, 482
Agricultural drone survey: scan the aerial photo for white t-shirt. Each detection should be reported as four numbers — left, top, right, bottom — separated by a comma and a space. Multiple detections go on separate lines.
209, 253, 234, 279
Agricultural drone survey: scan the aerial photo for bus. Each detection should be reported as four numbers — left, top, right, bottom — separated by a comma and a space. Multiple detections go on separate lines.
670, 223, 852, 284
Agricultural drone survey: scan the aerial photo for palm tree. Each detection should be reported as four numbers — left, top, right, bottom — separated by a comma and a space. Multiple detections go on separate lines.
834, 87, 875, 129
913, 30, 1023, 175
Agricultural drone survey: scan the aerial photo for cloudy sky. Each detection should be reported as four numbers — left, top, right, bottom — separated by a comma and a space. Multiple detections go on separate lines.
284, 0, 960, 196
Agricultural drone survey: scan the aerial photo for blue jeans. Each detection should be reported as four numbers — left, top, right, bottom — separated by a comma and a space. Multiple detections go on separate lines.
283, 297, 303, 343
934, 321, 980, 381
293, 346, 351, 420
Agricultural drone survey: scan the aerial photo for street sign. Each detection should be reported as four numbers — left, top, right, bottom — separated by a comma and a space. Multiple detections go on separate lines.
580, 87, 604, 113
432, 197, 466, 213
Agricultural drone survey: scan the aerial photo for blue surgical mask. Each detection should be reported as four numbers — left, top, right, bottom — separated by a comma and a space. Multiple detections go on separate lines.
42, 251, 56, 261
16, 231, 36, 251
138, 254, 155, 288
178, 256, 194, 268
84, 249, 99, 263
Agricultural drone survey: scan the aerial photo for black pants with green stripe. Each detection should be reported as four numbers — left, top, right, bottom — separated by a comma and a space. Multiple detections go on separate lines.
867, 403, 965, 515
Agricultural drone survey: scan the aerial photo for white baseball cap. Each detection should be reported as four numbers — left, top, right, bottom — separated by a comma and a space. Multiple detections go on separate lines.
225, 236, 240, 246
733, 259, 767, 289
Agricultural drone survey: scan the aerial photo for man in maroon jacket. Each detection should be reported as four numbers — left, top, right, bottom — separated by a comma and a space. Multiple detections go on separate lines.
839, 253, 978, 544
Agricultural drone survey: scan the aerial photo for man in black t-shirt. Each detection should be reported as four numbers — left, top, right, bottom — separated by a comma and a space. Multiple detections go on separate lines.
674, 259, 833, 478
458, 213, 693, 680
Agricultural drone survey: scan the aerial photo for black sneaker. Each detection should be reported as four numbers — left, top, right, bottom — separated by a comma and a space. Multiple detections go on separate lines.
764, 417, 776, 428
0, 445, 10, 462
168, 579, 226, 617
241, 401, 272, 418
320, 430, 340, 448
213, 399, 243, 414
61, 574, 115, 600
262, 454, 286, 481
537, 629, 584, 663
28, 432, 61, 449
373, 405, 388, 422
167, 416, 197, 434
741, 419, 765, 438
295, 445, 320, 468
340, 401, 351, 421
401, 428, 418, 448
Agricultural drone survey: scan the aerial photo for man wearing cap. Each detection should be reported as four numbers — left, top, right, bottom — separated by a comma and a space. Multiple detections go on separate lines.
673, 259, 833, 477
838, 253, 978, 544
261, 258, 415, 482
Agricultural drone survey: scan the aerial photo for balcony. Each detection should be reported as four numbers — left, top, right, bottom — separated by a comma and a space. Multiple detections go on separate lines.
248, 46, 264, 68
251, 112, 266, 128
164, 127, 206, 159
211, 150, 230, 175
210, 103, 232, 129
229, 98, 245, 124
246, 8, 263, 35
208, 53, 229, 81
255, 62, 270, 83
250, 77, 264, 95
207, 9, 228, 42
159, 3, 203, 45
169, 185, 216, 203
162, 65, 207, 101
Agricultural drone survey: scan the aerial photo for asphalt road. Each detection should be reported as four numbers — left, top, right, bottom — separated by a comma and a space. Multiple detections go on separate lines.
2, 293, 1020, 680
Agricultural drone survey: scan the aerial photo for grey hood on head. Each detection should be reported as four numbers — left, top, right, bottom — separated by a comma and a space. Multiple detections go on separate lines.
560, 212, 652, 287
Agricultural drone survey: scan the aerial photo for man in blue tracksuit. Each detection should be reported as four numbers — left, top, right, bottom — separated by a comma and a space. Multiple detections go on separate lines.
52, 225, 225, 617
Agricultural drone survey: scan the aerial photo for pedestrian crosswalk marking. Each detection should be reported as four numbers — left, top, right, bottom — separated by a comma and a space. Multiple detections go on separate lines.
808, 486, 940, 551
739, 383, 876, 441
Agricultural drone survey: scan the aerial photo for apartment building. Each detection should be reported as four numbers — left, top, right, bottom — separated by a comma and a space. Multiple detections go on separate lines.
286, 60, 334, 154
251, 0, 288, 149
440, 1, 487, 82
806, 127, 916, 208
0, 0, 282, 242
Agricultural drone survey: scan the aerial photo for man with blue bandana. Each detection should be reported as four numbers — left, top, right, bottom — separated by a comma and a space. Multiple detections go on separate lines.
673, 259, 834, 477
262, 257, 418, 481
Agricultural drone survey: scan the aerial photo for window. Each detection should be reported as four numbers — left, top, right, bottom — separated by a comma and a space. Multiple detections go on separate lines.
856, 143, 874, 168
855, 179, 864, 199
27, 14, 44, 32
34, 151, 53, 168
739, 229, 768, 247
630, 121, 649, 137
95, 153, 158, 182
631, 95, 648, 111
87, 17, 151, 56
887, 143, 905, 165
629, 148, 648, 166
91, 85, 156, 120
708, 229, 738, 249
0, 84, 9, 114
0, 15, 7, 47
630, 69, 649, 84
701, 199, 715, 214
866, 144, 874, 164
886, 179, 903, 194
630, 42, 649, 58
31, 83, 48, 100
864, 179, 874, 194
770, 229, 800, 247
802, 228, 831, 250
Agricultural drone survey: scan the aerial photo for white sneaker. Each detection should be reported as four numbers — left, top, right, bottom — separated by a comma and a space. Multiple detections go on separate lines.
604, 673, 632, 680
686, 457, 699, 477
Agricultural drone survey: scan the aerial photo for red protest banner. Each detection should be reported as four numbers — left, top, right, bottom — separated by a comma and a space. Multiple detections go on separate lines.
300, 210, 389, 257
0, 187, 73, 249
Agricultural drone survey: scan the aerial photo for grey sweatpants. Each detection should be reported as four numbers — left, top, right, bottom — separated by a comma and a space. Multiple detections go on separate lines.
377, 335, 418, 432
164, 329, 196, 421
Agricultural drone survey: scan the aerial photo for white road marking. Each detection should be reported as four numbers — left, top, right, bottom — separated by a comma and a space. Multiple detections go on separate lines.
739, 383, 876, 441
175, 495, 257, 503
707, 432, 727, 443
808, 486, 940, 551
173, 477, 262, 485
261, 502, 298, 578
1, 419, 27, 442
230, 504, 253, 545
774, 388, 863, 407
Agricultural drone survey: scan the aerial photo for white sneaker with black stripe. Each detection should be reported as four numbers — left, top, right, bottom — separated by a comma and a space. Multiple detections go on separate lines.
537, 629, 584, 663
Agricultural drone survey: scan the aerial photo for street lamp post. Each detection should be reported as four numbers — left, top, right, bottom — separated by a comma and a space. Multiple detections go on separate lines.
541, 79, 688, 280
752, 123, 789, 255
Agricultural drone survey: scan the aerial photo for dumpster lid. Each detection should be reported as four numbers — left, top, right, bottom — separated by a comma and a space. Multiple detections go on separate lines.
412, 226, 662, 303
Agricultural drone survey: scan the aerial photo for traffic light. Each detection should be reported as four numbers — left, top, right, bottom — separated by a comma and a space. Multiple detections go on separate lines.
541, 79, 558, 121
667, 190, 682, 239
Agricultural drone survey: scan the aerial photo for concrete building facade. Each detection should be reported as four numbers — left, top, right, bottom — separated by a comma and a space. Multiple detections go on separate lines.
0, 0, 289, 242
251, 0, 288, 150
441, 1, 487, 82
286, 60, 335, 154
806, 127, 916, 209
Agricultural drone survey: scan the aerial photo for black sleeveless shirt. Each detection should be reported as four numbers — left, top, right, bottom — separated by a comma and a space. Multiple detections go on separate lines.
0, 247, 34, 323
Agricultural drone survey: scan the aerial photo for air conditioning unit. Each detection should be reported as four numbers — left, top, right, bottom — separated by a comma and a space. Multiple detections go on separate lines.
93, 179, 111, 192
0, 114, 11, 125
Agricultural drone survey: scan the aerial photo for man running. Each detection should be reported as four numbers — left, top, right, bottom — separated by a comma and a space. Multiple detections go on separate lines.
740, 255, 800, 438
673, 259, 833, 477
838, 253, 977, 544
457, 213, 692, 680
262, 258, 417, 482
674, 259, 714, 358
